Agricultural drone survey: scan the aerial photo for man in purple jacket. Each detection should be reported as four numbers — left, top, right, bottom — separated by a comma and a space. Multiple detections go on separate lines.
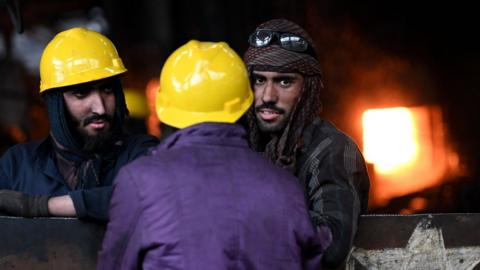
97, 40, 331, 270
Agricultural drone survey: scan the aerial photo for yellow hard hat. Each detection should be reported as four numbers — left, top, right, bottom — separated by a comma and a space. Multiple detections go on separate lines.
39, 28, 127, 93
124, 88, 149, 118
156, 40, 253, 129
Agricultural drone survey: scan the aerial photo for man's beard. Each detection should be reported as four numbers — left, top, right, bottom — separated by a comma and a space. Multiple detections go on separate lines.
82, 129, 113, 153
76, 114, 114, 153
255, 102, 289, 133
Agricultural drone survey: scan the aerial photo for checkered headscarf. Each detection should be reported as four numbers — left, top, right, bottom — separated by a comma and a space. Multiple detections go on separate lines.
244, 19, 323, 170
244, 19, 322, 76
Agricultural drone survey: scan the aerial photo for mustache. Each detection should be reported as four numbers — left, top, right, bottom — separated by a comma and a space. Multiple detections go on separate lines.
255, 102, 285, 114
83, 114, 112, 126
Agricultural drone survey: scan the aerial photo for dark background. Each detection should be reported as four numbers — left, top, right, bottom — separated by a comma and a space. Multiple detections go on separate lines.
1, 0, 479, 213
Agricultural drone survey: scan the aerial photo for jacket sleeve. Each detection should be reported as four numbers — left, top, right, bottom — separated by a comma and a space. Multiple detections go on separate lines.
299, 138, 370, 268
69, 135, 158, 220
69, 187, 112, 220
0, 163, 10, 189
0, 148, 14, 189
97, 166, 144, 270
303, 225, 333, 270
292, 179, 333, 270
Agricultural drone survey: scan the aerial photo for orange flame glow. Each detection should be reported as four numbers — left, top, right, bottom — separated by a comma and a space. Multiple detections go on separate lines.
363, 107, 419, 174
362, 106, 458, 207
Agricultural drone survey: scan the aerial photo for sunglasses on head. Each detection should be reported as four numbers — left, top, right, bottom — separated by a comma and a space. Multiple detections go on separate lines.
248, 29, 317, 59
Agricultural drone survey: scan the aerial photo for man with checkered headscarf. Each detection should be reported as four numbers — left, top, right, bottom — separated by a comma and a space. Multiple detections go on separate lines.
244, 19, 370, 268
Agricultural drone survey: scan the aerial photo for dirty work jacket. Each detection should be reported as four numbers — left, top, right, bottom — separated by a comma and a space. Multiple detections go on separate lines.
98, 122, 331, 270
0, 134, 158, 220
297, 118, 370, 268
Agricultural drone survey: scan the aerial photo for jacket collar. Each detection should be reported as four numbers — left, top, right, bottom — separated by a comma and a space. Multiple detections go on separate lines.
34, 137, 65, 183
158, 122, 249, 150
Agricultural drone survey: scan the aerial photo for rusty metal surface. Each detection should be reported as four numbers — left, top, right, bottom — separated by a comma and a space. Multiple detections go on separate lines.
1, 214, 480, 269
0, 216, 105, 270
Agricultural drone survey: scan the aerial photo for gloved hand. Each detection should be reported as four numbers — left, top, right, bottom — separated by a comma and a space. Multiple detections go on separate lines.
0, 190, 50, 217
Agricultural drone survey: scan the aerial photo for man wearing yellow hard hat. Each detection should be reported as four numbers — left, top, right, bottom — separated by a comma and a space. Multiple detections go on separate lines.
0, 28, 158, 220
97, 40, 330, 269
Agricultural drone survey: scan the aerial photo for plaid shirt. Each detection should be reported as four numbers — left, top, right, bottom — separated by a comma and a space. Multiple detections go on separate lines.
296, 118, 370, 268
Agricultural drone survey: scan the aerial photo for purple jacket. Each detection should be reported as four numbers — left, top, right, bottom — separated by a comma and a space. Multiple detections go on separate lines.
97, 123, 331, 270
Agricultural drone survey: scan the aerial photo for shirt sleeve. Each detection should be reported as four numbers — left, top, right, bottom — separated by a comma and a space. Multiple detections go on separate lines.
97, 166, 144, 270
300, 137, 370, 268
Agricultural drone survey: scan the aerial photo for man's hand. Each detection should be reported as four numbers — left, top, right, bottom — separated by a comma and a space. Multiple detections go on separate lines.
47, 195, 76, 217
0, 190, 49, 217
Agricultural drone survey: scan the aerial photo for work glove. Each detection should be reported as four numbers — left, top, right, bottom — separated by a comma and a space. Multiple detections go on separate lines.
0, 190, 50, 217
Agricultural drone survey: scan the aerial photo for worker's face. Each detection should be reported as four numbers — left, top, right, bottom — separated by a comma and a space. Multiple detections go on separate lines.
252, 71, 304, 133
63, 79, 116, 146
